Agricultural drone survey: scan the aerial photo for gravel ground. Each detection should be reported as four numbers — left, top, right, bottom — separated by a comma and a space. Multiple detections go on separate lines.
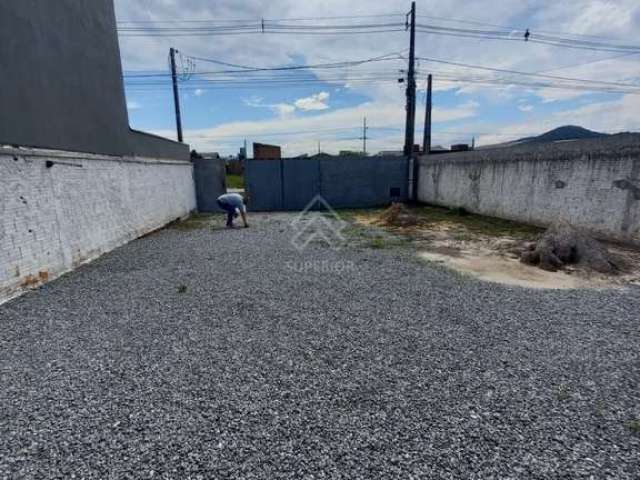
1, 212, 639, 479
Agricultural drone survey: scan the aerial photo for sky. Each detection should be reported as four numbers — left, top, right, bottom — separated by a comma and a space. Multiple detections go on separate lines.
114, 0, 640, 157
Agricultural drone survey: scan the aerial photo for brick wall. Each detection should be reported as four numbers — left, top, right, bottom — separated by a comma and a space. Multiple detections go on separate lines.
0, 147, 196, 303
417, 134, 640, 244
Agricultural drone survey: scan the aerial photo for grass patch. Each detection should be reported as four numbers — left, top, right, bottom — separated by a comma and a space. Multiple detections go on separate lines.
556, 384, 571, 401
340, 205, 540, 239
626, 420, 640, 435
415, 205, 542, 238
226, 174, 244, 189
368, 237, 388, 249
177, 285, 188, 294
366, 235, 412, 250
169, 213, 216, 231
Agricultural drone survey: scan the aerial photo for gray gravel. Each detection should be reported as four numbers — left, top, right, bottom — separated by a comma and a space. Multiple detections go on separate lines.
1, 212, 639, 479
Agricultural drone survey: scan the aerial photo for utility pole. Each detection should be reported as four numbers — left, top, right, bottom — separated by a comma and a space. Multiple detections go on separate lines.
169, 47, 183, 143
363, 117, 368, 155
403, 2, 417, 200
422, 74, 432, 155
403, 1, 416, 158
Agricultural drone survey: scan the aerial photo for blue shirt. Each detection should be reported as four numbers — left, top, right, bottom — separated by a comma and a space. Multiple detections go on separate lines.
217, 193, 246, 212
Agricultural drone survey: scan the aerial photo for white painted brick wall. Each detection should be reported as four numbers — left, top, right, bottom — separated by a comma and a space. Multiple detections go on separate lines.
417, 138, 640, 245
0, 147, 196, 303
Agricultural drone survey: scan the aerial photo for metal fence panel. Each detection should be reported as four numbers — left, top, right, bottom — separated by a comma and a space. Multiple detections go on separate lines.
320, 156, 408, 208
282, 158, 321, 210
245, 159, 283, 211
246, 155, 408, 211
193, 157, 226, 212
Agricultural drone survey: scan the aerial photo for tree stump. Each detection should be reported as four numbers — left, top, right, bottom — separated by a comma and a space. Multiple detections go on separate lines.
520, 221, 616, 273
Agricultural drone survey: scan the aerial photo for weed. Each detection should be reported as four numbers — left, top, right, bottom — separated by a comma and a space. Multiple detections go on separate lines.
453, 206, 469, 216
626, 419, 640, 434
368, 237, 388, 249
169, 214, 215, 231
177, 285, 188, 294
416, 205, 542, 238
452, 231, 473, 242
556, 384, 571, 401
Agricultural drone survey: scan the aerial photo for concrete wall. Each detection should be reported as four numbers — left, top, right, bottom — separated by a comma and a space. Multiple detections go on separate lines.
0, 147, 196, 303
418, 134, 640, 244
193, 157, 227, 212
0, 0, 188, 160
246, 156, 408, 211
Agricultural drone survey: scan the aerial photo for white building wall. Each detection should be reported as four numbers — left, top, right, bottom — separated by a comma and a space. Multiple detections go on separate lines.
1, 147, 196, 303
417, 136, 640, 245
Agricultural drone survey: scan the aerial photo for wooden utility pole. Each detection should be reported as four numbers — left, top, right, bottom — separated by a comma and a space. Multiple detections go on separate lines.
422, 74, 432, 155
403, 2, 416, 157
169, 47, 183, 143
403, 2, 417, 200
363, 117, 368, 155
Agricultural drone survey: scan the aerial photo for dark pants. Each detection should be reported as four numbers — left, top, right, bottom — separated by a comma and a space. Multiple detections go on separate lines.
217, 200, 237, 227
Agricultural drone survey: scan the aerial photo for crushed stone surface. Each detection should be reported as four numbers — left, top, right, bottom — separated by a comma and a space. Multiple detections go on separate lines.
1, 213, 639, 479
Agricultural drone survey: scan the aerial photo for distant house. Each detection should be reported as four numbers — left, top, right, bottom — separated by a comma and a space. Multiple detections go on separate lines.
339, 150, 365, 157
451, 143, 470, 152
430, 145, 448, 152
253, 142, 281, 160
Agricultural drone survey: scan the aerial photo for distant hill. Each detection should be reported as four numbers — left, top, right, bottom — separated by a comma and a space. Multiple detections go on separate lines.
480, 125, 609, 149
515, 125, 608, 144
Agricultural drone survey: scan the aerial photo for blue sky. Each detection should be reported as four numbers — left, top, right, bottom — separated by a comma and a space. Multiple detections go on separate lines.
115, 0, 640, 156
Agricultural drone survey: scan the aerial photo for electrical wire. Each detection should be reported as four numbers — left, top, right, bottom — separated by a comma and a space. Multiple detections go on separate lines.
123, 52, 405, 78
416, 56, 640, 89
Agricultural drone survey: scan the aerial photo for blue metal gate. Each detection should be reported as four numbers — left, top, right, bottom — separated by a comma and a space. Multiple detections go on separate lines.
245, 156, 408, 211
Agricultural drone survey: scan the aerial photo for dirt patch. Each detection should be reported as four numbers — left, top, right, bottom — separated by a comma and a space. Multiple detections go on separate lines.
376, 203, 419, 227
420, 251, 588, 289
348, 205, 640, 290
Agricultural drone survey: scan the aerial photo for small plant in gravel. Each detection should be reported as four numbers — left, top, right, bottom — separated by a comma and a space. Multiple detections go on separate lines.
369, 237, 388, 249
177, 285, 188, 294
626, 420, 640, 435
556, 384, 571, 401
170, 214, 214, 231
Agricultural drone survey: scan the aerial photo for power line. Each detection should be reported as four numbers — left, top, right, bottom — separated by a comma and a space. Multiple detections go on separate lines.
124, 68, 640, 95
416, 13, 632, 43
117, 15, 640, 54
117, 13, 405, 24
123, 52, 405, 78
416, 23, 640, 53
117, 12, 633, 44
534, 51, 640, 74
416, 56, 640, 89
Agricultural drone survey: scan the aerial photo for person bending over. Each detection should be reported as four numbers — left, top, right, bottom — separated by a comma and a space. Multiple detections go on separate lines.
216, 193, 249, 228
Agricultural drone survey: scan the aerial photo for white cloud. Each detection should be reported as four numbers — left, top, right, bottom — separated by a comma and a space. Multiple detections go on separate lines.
294, 91, 330, 111
126, 101, 141, 110
243, 91, 331, 117
518, 104, 534, 112
113, 0, 640, 154
151, 97, 479, 156
194, 88, 205, 97
243, 96, 295, 117
552, 94, 640, 132
272, 103, 296, 116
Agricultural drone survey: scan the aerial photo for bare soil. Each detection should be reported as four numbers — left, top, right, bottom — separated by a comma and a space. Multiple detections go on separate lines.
349, 205, 640, 290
